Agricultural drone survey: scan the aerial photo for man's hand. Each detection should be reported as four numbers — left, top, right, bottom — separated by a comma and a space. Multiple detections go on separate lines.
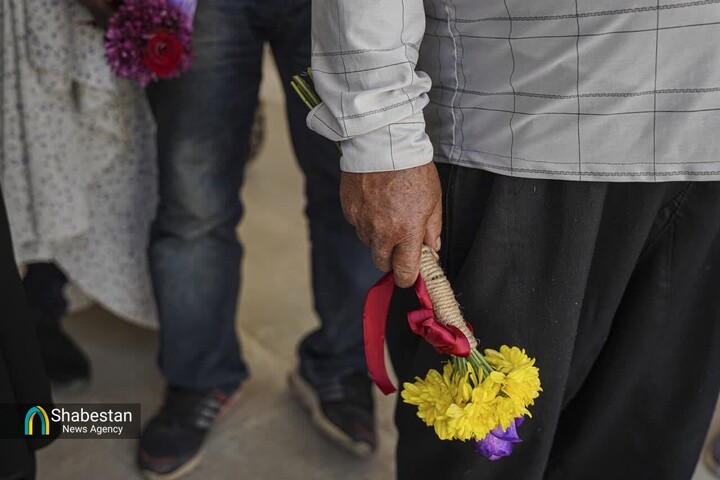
341, 162, 442, 288
77, 0, 114, 28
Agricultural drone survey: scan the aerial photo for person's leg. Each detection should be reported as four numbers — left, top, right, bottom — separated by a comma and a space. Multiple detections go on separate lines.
388, 164, 720, 479
545, 182, 720, 479
23, 263, 90, 388
0, 189, 54, 478
23, 263, 67, 320
146, 0, 264, 391
139, 0, 265, 476
269, 0, 380, 455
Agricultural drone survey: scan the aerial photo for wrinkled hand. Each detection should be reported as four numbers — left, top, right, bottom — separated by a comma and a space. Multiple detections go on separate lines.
77, 0, 114, 28
341, 162, 442, 288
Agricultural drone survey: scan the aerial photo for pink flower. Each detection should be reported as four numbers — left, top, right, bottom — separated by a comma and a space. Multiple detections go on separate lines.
105, 0, 194, 86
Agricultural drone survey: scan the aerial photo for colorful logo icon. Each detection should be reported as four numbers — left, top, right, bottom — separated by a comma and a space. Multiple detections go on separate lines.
25, 406, 50, 436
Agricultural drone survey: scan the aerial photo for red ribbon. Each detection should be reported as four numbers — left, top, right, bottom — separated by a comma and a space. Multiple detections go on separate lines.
363, 272, 473, 395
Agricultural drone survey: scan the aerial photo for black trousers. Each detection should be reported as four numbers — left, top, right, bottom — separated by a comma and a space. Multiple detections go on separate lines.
388, 164, 720, 480
0, 188, 55, 479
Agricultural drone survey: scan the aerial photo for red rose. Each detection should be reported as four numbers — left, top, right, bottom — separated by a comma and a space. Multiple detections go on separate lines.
143, 31, 183, 78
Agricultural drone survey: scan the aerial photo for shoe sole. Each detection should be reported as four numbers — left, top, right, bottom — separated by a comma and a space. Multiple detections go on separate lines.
142, 448, 206, 480
288, 370, 374, 458
50, 377, 91, 395
704, 445, 720, 478
141, 389, 244, 480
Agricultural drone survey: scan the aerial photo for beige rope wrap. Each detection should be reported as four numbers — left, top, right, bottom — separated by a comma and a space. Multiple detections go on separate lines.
419, 246, 478, 349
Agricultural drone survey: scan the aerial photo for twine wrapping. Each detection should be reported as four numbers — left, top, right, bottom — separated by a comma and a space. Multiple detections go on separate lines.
419, 246, 477, 349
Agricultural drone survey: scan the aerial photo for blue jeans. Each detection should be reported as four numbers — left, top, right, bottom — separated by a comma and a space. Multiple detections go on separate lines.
146, 0, 378, 391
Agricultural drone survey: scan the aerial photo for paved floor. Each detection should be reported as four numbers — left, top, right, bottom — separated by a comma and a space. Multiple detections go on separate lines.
35, 53, 719, 480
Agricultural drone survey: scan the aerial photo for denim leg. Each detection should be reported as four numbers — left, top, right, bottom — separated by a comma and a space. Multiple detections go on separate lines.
146, 0, 264, 390
270, 0, 380, 386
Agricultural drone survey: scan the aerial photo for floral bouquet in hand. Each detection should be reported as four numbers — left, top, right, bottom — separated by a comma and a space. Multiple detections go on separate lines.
105, 0, 197, 86
292, 72, 542, 460
367, 247, 542, 460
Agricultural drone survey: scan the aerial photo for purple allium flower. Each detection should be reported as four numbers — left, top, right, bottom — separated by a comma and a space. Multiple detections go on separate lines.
474, 417, 524, 461
105, 0, 195, 86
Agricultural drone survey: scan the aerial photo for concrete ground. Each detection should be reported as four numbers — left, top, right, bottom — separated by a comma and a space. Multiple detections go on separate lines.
36, 52, 719, 480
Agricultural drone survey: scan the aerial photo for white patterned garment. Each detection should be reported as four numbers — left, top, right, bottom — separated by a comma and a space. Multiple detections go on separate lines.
310, 0, 720, 181
1, 0, 158, 327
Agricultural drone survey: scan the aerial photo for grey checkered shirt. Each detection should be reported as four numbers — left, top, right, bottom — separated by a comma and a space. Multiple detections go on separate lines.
308, 0, 720, 182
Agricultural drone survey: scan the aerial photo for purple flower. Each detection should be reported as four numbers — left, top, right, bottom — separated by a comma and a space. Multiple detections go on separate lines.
474, 417, 524, 461
105, 0, 195, 86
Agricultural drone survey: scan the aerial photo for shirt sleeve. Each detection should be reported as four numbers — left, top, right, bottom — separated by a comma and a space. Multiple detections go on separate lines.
308, 0, 434, 173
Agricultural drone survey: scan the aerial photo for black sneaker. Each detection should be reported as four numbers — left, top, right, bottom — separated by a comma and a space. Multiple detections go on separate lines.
33, 308, 92, 390
138, 386, 240, 479
288, 369, 377, 457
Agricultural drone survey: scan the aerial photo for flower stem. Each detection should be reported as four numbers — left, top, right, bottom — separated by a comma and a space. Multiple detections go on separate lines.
453, 356, 467, 377
468, 349, 494, 377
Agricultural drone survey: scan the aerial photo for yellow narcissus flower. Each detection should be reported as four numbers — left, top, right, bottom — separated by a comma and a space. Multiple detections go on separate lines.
402, 362, 477, 441
402, 371, 449, 428
402, 363, 459, 435
458, 372, 506, 440
484, 345, 533, 373
447, 365, 499, 441
485, 346, 542, 410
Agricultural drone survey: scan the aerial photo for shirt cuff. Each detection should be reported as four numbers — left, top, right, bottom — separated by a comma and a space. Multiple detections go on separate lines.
338, 112, 434, 173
